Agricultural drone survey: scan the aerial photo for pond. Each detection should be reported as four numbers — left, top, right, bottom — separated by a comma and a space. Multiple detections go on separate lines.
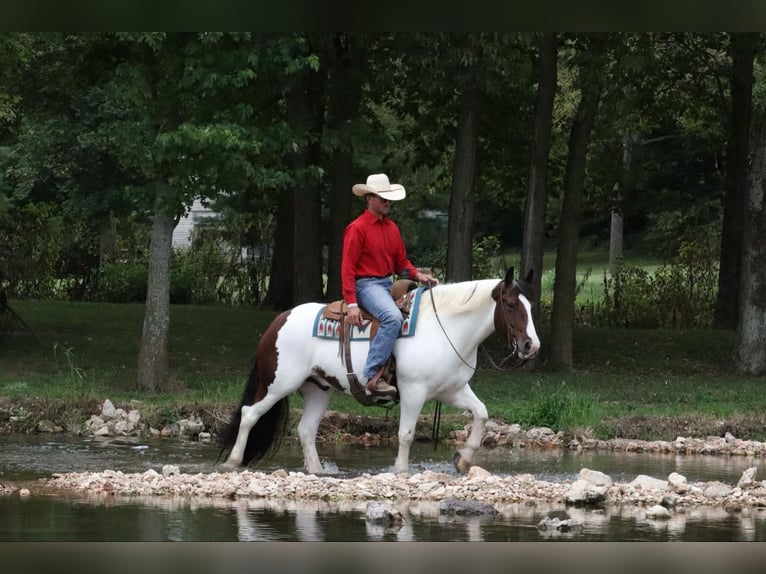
2, 434, 766, 541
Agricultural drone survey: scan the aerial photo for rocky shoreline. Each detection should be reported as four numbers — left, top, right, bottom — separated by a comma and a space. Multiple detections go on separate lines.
37, 460, 766, 520
33, 422, 766, 515
7, 399, 766, 518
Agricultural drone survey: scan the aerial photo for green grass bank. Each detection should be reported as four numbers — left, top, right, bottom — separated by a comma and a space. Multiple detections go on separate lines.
2, 296, 764, 443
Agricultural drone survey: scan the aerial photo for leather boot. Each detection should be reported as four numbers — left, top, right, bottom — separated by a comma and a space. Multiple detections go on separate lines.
367, 365, 397, 395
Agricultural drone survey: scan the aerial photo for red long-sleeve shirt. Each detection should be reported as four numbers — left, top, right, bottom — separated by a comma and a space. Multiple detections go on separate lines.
341, 209, 419, 305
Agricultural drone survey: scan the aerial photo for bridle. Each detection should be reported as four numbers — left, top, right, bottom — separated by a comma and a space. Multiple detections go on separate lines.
496, 279, 523, 359
426, 277, 528, 445
428, 278, 528, 369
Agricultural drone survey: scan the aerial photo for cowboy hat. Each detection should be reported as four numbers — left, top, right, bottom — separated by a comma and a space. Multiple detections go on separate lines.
352, 173, 406, 201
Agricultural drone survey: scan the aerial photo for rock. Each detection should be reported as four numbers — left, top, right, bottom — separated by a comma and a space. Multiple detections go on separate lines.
178, 417, 204, 438
365, 501, 405, 526
37, 420, 62, 433
101, 399, 116, 419
162, 465, 180, 476
703, 482, 733, 498
646, 505, 671, 519
668, 472, 689, 493
579, 468, 613, 487
629, 475, 668, 491
466, 465, 492, 480
538, 515, 582, 533
564, 479, 608, 506
737, 467, 757, 489
439, 498, 497, 516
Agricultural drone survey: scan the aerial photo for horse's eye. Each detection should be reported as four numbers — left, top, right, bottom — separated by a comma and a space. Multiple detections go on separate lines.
506, 302, 517, 310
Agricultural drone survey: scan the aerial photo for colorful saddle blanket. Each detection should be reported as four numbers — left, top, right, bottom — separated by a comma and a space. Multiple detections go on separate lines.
312, 287, 424, 341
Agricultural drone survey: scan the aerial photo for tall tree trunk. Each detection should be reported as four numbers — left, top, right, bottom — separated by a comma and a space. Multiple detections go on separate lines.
264, 52, 326, 309
326, 33, 365, 302
521, 32, 558, 306
136, 181, 174, 392
265, 189, 295, 310
549, 34, 608, 370
609, 133, 635, 273
734, 119, 766, 374
446, 85, 480, 282
608, 208, 623, 272
715, 32, 759, 330
98, 213, 117, 265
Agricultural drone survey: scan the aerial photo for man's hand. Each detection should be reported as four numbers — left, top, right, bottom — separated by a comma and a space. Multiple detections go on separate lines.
346, 305, 363, 327
415, 272, 439, 286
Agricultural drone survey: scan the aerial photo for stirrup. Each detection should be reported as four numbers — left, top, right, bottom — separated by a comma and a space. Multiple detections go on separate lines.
366, 366, 397, 396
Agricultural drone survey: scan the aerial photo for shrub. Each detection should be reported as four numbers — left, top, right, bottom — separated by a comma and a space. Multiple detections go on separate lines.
599, 238, 718, 329
93, 260, 148, 302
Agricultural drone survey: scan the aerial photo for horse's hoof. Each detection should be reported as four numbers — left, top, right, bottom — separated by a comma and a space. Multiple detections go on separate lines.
452, 452, 471, 474
218, 461, 243, 473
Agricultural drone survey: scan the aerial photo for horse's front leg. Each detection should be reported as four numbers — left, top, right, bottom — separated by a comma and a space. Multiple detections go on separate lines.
394, 388, 427, 474
296, 381, 334, 475
443, 385, 488, 474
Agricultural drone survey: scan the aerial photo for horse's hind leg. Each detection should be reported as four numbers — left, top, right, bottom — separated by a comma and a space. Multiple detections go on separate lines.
297, 381, 334, 474
443, 385, 488, 474
226, 391, 287, 467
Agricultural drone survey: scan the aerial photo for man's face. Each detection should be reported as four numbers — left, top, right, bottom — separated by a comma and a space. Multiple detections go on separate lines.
368, 194, 392, 217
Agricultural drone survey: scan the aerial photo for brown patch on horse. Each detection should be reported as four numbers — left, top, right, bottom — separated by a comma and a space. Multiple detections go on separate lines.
491, 277, 529, 347
252, 309, 290, 402
309, 367, 345, 392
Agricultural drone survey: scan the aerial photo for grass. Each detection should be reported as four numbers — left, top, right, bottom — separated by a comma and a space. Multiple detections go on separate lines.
2, 248, 763, 441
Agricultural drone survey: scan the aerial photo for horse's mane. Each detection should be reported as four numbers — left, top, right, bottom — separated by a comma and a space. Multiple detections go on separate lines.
417, 279, 498, 317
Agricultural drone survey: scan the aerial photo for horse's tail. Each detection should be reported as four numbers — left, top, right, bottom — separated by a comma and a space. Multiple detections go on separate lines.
217, 359, 290, 466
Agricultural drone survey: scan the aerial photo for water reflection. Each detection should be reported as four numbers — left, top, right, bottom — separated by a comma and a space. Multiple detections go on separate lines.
3, 433, 766, 541
7, 492, 759, 542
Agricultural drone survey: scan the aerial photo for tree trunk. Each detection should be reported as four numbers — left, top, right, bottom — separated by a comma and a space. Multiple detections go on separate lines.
98, 213, 117, 265
264, 53, 326, 309
521, 32, 558, 307
264, 188, 295, 310
446, 85, 480, 282
136, 181, 174, 392
734, 119, 766, 374
609, 133, 634, 273
715, 32, 759, 330
608, 209, 623, 272
325, 33, 365, 302
549, 34, 608, 370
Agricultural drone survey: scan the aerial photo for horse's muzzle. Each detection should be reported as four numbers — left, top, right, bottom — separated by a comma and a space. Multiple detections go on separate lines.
518, 338, 540, 360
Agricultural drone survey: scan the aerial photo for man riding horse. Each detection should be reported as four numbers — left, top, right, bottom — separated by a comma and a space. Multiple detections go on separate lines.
341, 173, 439, 397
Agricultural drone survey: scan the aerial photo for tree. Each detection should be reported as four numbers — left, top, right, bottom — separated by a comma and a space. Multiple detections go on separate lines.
521, 32, 558, 305
549, 34, 609, 369
715, 32, 760, 329
446, 82, 480, 281
324, 33, 366, 302
733, 117, 766, 374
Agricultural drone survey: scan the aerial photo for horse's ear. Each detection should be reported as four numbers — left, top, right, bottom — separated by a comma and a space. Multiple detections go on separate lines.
504, 266, 515, 284
524, 268, 534, 284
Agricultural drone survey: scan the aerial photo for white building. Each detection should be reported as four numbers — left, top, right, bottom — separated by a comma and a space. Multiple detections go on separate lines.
172, 199, 218, 248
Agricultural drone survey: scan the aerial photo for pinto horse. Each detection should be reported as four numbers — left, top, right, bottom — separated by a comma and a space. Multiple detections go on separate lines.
219, 267, 540, 475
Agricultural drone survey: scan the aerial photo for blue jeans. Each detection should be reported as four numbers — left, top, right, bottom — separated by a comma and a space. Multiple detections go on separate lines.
355, 277, 403, 379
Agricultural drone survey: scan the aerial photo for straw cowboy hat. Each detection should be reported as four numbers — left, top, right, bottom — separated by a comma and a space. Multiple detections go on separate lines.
352, 173, 406, 201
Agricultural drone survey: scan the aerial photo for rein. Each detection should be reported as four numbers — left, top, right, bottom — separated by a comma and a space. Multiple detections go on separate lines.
427, 281, 477, 371
426, 279, 521, 445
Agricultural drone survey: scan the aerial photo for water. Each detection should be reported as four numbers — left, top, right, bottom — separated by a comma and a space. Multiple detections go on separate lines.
2, 434, 766, 541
